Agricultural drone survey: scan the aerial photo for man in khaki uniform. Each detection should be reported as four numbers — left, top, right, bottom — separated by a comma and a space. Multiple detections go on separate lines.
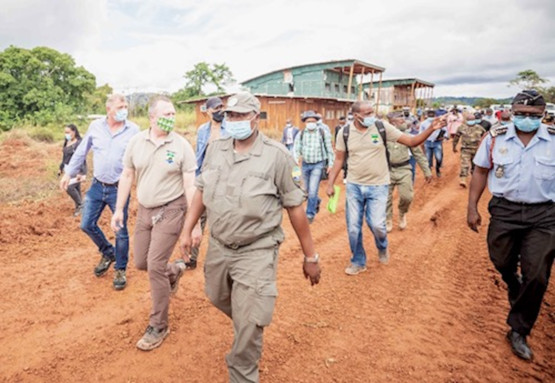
180, 92, 321, 383
326, 101, 446, 275
112, 95, 201, 351
385, 112, 432, 232
453, 112, 486, 188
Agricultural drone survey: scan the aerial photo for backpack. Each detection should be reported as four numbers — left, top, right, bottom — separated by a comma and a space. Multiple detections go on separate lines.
342, 121, 390, 168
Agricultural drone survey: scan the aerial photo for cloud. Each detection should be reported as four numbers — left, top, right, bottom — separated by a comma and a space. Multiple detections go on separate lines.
1, 0, 554, 98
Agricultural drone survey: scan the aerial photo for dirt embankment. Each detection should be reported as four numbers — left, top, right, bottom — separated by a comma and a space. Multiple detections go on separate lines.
0, 137, 553, 382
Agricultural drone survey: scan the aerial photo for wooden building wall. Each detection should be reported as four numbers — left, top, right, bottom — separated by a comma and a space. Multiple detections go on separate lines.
192, 96, 353, 137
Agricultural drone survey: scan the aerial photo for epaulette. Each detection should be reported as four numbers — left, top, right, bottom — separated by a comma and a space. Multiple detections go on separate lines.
489, 126, 508, 137
547, 125, 555, 135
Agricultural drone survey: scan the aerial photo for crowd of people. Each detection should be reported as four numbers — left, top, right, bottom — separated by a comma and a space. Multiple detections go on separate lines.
57, 89, 553, 381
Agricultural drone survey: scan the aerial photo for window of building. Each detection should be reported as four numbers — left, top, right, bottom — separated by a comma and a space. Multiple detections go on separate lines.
260, 111, 268, 120
325, 83, 331, 92
334, 84, 340, 93
343, 85, 348, 94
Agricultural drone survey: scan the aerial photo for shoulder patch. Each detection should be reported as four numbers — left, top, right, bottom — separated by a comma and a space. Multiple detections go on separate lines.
291, 165, 302, 187
547, 126, 555, 135
489, 126, 508, 137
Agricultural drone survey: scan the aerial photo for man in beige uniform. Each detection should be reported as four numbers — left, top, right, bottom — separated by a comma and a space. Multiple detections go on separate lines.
180, 92, 321, 383
385, 111, 432, 232
327, 101, 445, 275
112, 95, 200, 351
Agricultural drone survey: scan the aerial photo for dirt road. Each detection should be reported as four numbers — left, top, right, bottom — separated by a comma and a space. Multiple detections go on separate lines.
0, 137, 553, 382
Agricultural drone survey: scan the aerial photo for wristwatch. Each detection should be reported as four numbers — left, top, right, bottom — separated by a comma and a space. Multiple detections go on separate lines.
304, 253, 320, 263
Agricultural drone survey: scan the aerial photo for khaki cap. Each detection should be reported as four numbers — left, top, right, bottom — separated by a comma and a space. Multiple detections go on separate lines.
224, 92, 261, 114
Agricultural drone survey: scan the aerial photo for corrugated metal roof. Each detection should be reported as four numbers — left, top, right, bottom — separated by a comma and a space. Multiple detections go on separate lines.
241, 59, 385, 85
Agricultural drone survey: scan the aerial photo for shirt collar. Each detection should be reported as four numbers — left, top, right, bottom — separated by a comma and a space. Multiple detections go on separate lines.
506, 123, 551, 141
144, 128, 174, 143
221, 131, 264, 157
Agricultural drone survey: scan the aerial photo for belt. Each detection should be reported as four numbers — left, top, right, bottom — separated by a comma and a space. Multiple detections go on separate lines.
94, 178, 119, 187
493, 196, 554, 207
211, 234, 248, 250
390, 160, 410, 168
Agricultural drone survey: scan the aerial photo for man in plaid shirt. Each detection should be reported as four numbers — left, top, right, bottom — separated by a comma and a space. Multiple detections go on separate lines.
293, 110, 335, 223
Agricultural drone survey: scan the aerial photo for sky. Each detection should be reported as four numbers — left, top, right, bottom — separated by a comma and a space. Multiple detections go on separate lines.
1, 0, 554, 98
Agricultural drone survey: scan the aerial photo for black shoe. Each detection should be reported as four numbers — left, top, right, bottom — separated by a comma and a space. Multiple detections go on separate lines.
185, 259, 197, 270
506, 330, 533, 361
94, 255, 114, 277
113, 269, 127, 290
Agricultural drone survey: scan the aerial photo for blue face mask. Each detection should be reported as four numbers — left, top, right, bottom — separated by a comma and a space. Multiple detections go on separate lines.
361, 116, 377, 127
513, 116, 541, 132
467, 120, 476, 126
114, 109, 128, 122
306, 122, 317, 130
65, 133, 72, 141
226, 119, 254, 140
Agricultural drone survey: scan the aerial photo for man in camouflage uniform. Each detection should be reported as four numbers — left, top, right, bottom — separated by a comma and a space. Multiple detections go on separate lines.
386, 112, 432, 232
453, 112, 486, 188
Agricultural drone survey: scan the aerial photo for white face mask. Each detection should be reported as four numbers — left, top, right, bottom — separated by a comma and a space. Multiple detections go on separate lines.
306, 122, 317, 131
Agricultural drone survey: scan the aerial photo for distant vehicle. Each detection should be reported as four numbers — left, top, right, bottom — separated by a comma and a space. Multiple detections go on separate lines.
545, 103, 555, 117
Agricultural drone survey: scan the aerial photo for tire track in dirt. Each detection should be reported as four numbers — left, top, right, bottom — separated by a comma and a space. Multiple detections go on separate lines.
1, 144, 553, 382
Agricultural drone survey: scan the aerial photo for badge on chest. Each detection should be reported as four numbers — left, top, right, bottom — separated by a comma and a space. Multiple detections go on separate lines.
494, 165, 504, 178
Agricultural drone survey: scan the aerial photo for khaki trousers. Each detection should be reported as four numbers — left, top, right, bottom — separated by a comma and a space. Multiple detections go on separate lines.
387, 166, 414, 220
134, 195, 186, 329
204, 236, 279, 383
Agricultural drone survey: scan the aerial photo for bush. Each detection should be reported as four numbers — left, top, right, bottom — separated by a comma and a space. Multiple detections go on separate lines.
29, 127, 55, 143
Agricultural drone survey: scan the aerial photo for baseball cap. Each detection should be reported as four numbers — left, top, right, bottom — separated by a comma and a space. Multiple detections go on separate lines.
205, 97, 223, 110
224, 92, 261, 114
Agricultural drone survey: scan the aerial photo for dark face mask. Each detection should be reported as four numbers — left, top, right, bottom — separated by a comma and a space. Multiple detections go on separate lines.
212, 110, 224, 123
403, 111, 409, 117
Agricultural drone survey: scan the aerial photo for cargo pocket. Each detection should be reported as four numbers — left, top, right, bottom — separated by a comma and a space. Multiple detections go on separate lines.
249, 279, 278, 327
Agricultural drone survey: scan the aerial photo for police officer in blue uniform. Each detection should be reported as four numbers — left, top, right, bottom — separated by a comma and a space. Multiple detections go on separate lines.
467, 90, 554, 361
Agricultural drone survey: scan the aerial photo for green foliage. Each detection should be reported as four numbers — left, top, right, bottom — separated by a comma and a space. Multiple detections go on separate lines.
509, 69, 547, 90
0, 45, 96, 129
540, 86, 555, 103
174, 62, 234, 102
85, 83, 113, 114
473, 98, 499, 109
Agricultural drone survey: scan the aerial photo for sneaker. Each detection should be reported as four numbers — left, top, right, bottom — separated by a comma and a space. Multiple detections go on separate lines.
170, 260, 186, 295
184, 258, 197, 270
459, 178, 467, 188
113, 269, 127, 290
378, 249, 390, 264
307, 216, 314, 224
73, 204, 83, 217
386, 219, 393, 233
136, 325, 170, 351
344, 264, 367, 276
94, 255, 114, 277
399, 214, 407, 230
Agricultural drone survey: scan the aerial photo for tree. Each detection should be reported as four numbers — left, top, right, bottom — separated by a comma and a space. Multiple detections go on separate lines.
509, 69, 547, 90
540, 86, 555, 103
474, 98, 499, 109
85, 83, 113, 114
0, 45, 96, 129
175, 62, 234, 101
